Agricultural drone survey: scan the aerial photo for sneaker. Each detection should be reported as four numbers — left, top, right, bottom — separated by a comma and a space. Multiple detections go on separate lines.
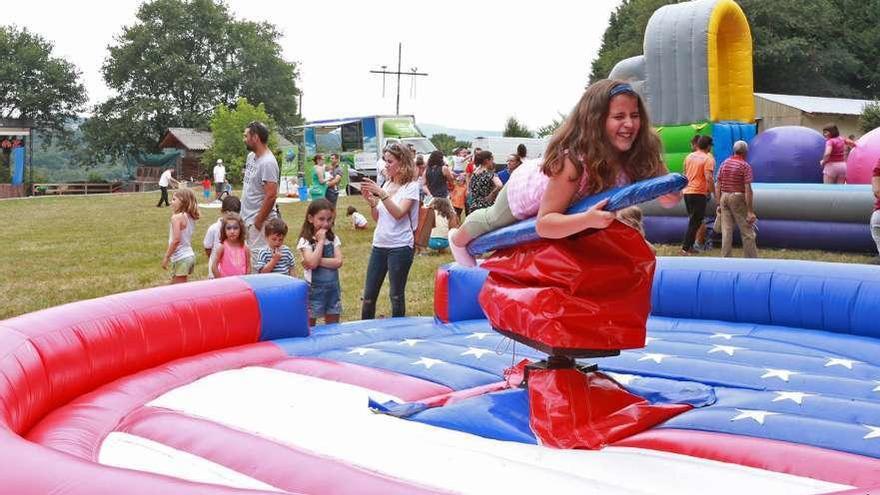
448, 228, 476, 267
679, 248, 696, 256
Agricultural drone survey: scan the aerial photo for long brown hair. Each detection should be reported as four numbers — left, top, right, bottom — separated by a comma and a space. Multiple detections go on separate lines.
542, 79, 665, 195
430, 197, 456, 221
298, 198, 336, 243
384, 143, 416, 184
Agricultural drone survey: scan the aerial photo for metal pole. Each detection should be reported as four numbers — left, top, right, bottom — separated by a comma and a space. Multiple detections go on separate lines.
396, 42, 402, 115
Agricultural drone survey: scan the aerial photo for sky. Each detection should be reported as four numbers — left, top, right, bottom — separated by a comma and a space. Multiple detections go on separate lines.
11, 0, 623, 132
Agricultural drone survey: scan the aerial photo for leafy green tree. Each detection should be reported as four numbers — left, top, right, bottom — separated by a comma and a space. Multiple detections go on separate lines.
503, 117, 534, 138
860, 101, 880, 134
83, 0, 300, 161
430, 133, 471, 155
536, 113, 567, 138
0, 26, 87, 135
201, 98, 280, 184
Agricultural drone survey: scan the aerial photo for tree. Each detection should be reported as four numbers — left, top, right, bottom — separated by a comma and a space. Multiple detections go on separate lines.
201, 98, 279, 184
860, 101, 880, 134
536, 113, 567, 138
83, 0, 301, 160
430, 133, 470, 155
0, 26, 87, 135
503, 117, 534, 138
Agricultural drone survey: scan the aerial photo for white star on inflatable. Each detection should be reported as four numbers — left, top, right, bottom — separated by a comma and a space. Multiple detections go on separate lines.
638, 353, 670, 364
411, 357, 444, 369
607, 373, 637, 385
731, 409, 779, 425
399, 339, 424, 347
824, 358, 859, 370
873, 381, 880, 393
460, 347, 492, 359
772, 391, 815, 405
864, 425, 880, 440
348, 347, 375, 356
710, 333, 736, 340
708, 345, 745, 357
761, 368, 798, 382
465, 332, 492, 340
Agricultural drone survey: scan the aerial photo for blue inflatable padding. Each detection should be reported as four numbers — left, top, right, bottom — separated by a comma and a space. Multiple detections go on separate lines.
316, 347, 501, 390
445, 265, 489, 322
410, 375, 714, 444
241, 274, 310, 341
644, 215, 876, 252
410, 389, 538, 444
712, 122, 757, 170
274, 317, 459, 356
467, 173, 687, 256
660, 406, 880, 459
11, 147, 24, 185
651, 257, 880, 339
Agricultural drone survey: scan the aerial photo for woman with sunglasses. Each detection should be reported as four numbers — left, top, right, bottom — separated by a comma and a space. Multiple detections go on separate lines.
359, 144, 421, 318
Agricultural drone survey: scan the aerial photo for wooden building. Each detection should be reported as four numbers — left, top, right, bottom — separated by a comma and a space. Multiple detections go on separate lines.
754, 93, 874, 138
158, 128, 214, 180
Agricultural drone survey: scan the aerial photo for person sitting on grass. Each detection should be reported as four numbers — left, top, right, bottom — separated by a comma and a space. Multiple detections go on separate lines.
210, 213, 251, 277
254, 217, 296, 276
161, 188, 200, 284
297, 199, 344, 326
427, 198, 460, 254
347, 205, 369, 230
204, 195, 241, 279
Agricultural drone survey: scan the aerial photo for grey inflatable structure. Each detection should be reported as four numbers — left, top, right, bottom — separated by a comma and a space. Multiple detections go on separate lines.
642, 184, 877, 252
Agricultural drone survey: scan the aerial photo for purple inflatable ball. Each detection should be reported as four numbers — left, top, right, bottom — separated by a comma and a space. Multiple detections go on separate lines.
846, 127, 880, 184
746, 126, 825, 183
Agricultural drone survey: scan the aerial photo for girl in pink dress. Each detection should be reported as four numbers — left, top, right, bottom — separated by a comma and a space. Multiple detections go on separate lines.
448, 79, 674, 266
211, 213, 251, 277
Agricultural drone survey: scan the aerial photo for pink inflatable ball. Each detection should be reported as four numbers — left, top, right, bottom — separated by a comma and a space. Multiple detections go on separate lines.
846, 127, 880, 184
746, 126, 825, 183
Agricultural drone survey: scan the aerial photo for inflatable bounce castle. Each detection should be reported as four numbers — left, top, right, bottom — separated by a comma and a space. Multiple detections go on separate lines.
612, 0, 877, 253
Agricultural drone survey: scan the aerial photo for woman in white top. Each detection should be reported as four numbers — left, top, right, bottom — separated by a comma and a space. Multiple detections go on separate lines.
359, 143, 420, 319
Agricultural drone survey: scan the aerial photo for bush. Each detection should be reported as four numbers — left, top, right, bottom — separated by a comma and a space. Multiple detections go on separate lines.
859, 100, 880, 134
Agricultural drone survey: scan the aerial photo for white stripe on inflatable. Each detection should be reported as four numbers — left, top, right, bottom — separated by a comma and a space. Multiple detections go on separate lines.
99, 432, 284, 492
102, 366, 850, 495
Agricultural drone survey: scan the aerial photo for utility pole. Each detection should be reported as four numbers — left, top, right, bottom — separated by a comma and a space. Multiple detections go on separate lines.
370, 43, 428, 115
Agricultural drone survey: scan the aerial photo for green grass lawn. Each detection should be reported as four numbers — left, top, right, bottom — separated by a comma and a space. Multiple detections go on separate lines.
0, 189, 875, 320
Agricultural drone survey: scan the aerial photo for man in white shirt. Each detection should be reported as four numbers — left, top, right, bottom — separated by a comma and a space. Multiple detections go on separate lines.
213, 159, 226, 200
156, 167, 179, 207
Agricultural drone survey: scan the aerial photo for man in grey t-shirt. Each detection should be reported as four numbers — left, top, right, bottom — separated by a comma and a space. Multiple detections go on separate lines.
240, 121, 279, 251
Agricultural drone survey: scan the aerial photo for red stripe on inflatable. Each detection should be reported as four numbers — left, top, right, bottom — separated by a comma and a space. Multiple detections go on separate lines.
0, 277, 262, 434
0, 429, 287, 495
263, 357, 453, 402
27, 343, 285, 461
420, 381, 512, 408
615, 429, 880, 488
433, 267, 450, 323
119, 406, 448, 495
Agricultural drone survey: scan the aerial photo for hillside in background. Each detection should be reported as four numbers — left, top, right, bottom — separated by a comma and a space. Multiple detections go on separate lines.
419, 123, 502, 142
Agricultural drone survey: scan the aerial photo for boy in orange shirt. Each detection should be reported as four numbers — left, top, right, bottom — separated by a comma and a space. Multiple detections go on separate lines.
450, 174, 467, 221
681, 135, 715, 255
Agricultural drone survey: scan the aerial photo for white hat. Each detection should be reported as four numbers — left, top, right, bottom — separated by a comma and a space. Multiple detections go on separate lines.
216, 159, 223, 164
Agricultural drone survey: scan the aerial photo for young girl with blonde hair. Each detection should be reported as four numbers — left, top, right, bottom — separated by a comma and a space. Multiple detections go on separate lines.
162, 188, 200, 283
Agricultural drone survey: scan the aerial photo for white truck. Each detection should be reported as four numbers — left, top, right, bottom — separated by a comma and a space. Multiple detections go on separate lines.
470, 136, 550, 161
299, 115, 437, 187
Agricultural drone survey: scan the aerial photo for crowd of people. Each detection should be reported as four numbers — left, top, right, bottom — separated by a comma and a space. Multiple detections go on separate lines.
156, 84, 880, 329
